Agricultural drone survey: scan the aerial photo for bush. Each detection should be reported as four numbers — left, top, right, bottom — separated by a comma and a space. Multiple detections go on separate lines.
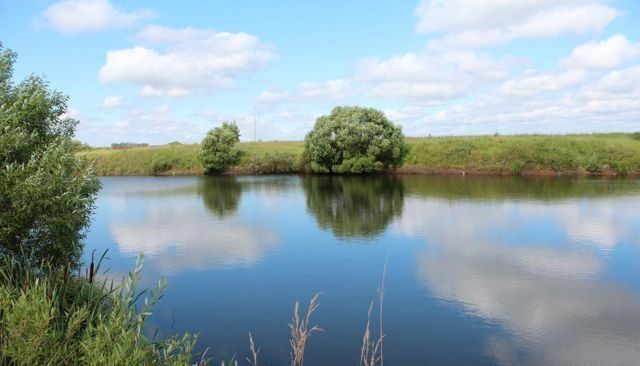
247, 152, 299, 174
631, 132, 640, 141
0, 45, 101, 267
585, 153, 603, 173
149, 155, 175, 175
0, 255, 206, 366
511, 161, 525, 175
198, 122, 241, 174
304, 106, 406, 174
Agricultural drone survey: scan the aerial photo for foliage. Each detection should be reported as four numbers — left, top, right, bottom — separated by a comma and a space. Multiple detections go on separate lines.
585, 153, 603, 173
303, 175, 404, 238
630, 132, 640, 141
304, 106, 406, 174
0, 255, 207, 366
111, 142, 149, 149
71, 139, 92, 151
149, 155, 177, 176
510, 160, 524, 175
247, 152, 300, 174
0, 45, 100, 267
198, 122, 241, 174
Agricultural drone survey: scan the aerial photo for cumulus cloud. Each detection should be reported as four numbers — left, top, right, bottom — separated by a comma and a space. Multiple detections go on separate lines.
37, 0, 154, 34
256, 79, 351, 106
415, 0, 619, 48
560, 34, 640, 69
501, 69, 586, 97
355, 51, 511, 103
99, 25, 276, 97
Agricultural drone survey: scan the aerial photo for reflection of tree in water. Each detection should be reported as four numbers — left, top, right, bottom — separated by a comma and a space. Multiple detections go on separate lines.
199, 176, 242, 218
303, 175, 404, 238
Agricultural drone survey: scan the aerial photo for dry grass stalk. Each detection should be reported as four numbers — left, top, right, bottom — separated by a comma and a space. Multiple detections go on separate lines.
289, 293, 323, 366
360, 258, 388, 366
246, 332, 261, 366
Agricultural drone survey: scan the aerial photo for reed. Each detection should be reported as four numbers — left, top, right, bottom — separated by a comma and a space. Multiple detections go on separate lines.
289, 293, 323, 366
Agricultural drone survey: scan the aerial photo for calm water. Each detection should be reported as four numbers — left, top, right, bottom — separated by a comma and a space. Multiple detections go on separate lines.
85, 175, 640, 365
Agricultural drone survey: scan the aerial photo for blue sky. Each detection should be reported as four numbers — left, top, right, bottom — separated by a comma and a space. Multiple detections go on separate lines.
2, 0, 639, 146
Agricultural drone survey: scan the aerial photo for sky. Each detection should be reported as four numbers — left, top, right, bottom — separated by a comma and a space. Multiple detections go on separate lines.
1, 0, 639, 146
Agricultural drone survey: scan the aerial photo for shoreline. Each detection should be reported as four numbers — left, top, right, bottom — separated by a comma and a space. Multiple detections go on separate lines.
95, 167, 639, 177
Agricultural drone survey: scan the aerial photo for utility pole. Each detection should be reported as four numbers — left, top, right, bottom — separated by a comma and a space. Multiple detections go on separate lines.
253, 114, 257, 142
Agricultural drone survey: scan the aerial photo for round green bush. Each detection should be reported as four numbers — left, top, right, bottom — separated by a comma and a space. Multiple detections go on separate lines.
304, 106, 406, 174
198, 122, 241, 174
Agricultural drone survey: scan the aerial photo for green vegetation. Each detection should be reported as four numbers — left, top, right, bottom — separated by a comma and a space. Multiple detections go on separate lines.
79, 133, 640, 176
111, 142, 150, 149
0, 255, 205, 366
0, 45, 100, 267
402, 134, 640, 175
199, 122, 241, 174
304, 106, 406, 173
0, 45, 206, 365
79, 144, 202, 176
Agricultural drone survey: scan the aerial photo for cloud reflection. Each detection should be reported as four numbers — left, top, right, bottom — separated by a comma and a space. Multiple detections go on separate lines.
393, 196, 640, 365
108, 191, 278, 273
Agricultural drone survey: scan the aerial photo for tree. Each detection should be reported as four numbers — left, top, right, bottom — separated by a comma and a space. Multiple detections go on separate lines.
0, 45, 100, 267
198, 122, 241, 174
304, 106, 406, 174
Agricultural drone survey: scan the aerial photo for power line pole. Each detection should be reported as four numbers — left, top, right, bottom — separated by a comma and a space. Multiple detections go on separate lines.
253, 114, 257, 142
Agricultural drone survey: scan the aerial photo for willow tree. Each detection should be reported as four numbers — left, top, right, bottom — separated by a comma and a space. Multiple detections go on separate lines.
0, 45, 100, 267
304, 106, 406, 174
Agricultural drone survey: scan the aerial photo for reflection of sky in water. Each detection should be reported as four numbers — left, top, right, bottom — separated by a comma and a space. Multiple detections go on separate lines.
84, 176, 640, 366
392, 196, 640, 365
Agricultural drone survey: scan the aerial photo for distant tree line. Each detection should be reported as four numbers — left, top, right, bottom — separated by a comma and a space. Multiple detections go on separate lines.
111, 142, 150, 149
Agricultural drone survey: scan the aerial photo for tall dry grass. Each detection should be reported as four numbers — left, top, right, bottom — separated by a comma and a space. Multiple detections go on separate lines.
289, 293, 324, 366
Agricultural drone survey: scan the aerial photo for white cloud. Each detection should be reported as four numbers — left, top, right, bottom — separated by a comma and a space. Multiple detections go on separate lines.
38, 0, 154, 34
355, 51, 510, 103
99, 25, 276, 97
101, 95, 123, 108
416, 1, 619, 48
256, 79, 351, 106
501, 69, 586, 96
561, 34, 640, 69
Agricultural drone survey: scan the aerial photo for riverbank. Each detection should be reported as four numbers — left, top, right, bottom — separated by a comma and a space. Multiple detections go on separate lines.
77, 133, 640, 176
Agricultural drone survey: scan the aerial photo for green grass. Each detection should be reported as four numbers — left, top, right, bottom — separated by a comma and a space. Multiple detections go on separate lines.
78, 134, 640, 176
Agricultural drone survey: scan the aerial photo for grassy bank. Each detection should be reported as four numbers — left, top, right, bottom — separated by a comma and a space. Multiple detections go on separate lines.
77, 133, 640, 176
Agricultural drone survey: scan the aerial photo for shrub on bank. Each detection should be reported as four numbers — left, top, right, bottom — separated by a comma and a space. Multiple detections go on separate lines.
304, 106, 406, 174
0, 255, 205, 366
198, 122, 241, 174
247, 152, 300, 174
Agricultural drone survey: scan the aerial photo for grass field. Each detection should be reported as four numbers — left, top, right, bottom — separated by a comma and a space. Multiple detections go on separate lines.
77, 133, 640, 176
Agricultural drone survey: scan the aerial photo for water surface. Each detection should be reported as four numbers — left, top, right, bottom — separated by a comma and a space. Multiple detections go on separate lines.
85, 175, 640, 365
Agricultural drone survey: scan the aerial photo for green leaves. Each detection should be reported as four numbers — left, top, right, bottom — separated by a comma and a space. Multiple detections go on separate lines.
304, 106, 407, 174
198, 122, 241, 174
0, 45, 100, 267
